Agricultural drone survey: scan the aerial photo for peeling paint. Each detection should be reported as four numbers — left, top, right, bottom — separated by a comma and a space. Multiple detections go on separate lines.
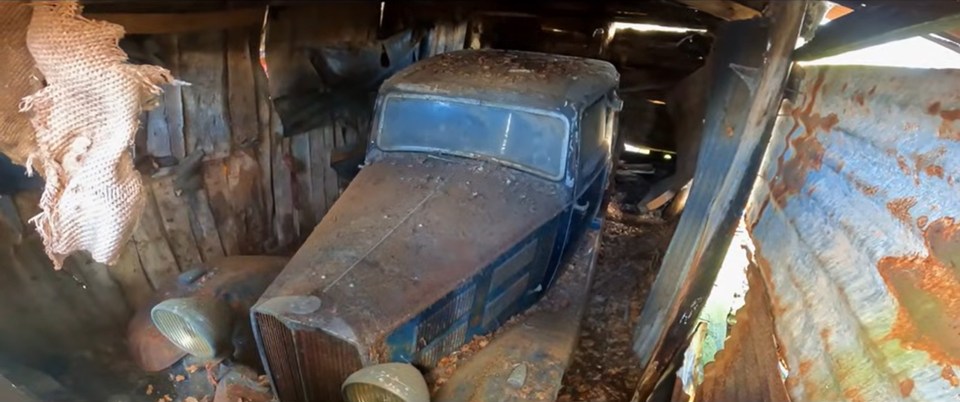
900, 379, 914, 397
886, 197, 917, 225
930, 101, 960, 141
747, 65, 960, 401
943, 366, 959, 387
769, 70, 842, 207
915, 147, 947, 180
853, 91, 865, 107
897, 155, 912, 175
878, 252, 960, 367
853, 179, 879, 196
842, 387, 865, 402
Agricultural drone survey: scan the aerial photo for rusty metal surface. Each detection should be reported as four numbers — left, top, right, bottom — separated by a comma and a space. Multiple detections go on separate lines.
746, 65, 960, 401
696, 261, 789, 402
256, 153, 565, 353
127, 256, 288, 371
433, 224, 600, 402
630, 3, 807, 400
382, 49, 619, 112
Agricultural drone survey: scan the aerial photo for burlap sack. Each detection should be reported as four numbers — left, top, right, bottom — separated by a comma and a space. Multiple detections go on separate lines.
20, 1, 176, 268
0, 3, 39, 167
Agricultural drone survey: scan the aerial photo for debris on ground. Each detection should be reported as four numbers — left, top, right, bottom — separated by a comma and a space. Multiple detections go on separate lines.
426, 198, 674, 401
426, 236, 593, 392
557, 202, 676, 402
428, 330, 495, 390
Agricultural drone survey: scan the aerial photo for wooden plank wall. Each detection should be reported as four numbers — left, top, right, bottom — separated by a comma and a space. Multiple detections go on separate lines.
123, 26, 277, 311
263, 4, 379, 245
0, 3, 466, 368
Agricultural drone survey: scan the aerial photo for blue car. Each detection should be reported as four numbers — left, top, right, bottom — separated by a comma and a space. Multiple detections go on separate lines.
251, 49, 621, 402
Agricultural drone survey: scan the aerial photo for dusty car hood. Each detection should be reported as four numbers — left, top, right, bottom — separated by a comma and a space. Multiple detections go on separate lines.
257, 154, 565, 342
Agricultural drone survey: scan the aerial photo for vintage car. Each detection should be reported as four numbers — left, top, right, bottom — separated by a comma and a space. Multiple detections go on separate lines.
250, 49, 621, 402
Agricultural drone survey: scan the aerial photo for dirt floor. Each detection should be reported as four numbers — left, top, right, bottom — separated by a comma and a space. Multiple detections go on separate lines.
556, 205, 677, 402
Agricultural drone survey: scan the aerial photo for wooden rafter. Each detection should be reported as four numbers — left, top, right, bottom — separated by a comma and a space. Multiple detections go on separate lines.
85, 8, 264, 34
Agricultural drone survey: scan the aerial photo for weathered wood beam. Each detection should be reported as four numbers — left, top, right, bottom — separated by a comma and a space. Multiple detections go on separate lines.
85, 8, 264, 34
671, 0, 761, 21
795, 2, 960, 61
925, 32, 960, 55
630, 1, 807, 400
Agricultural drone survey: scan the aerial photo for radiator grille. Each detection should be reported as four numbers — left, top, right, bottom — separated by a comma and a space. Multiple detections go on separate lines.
416, 321, 468, 367
416, 284, 475, 344
255, 312, 363, 402
297, 328, 364, 401
255, 313, 304, 402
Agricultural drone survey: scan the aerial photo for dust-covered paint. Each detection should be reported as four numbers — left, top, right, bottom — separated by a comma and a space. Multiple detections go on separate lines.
747, 65, 960, 401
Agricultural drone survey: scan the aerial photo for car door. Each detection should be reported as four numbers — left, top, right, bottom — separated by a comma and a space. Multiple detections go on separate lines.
534, 100, 608, 291
571, 98, 612, 243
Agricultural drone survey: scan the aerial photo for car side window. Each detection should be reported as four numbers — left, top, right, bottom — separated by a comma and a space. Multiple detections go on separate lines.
579, 100, 607, 180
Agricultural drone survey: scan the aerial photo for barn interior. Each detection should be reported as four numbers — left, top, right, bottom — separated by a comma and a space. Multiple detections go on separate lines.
2, 1, 948, 401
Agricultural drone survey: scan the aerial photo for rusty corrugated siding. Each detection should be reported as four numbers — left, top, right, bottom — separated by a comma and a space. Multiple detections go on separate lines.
746, 65, 960, 401
698, 261, 790, 402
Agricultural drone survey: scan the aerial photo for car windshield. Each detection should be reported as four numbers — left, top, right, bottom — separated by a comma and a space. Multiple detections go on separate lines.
377, 95, 568, 179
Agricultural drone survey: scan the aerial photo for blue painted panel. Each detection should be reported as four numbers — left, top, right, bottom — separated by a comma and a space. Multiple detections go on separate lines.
384, 217, 562, 367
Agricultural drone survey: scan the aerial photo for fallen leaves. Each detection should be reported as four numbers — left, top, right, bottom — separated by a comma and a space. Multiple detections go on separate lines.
428, 333, 495, 390
556, 216, 673, 402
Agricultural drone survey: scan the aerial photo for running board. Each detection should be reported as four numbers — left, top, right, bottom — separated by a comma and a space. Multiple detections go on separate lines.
434, 220, 602, 402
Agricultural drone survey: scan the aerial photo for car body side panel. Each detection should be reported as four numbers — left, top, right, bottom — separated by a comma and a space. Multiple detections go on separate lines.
746, 65, 960, 401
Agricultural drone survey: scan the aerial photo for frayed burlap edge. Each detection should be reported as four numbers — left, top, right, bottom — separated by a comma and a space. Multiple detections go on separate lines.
20, 1, 180, 269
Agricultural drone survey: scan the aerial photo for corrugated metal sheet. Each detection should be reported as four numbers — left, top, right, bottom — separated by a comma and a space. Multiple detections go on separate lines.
746, 65, 960, 401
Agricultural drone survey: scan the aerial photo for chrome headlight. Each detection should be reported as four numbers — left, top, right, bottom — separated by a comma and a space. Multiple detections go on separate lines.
342, 363, 429, 402
150, 297, 232, 359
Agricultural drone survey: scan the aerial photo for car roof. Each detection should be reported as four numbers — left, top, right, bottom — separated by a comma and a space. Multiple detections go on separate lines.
381, 49, 619, 112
